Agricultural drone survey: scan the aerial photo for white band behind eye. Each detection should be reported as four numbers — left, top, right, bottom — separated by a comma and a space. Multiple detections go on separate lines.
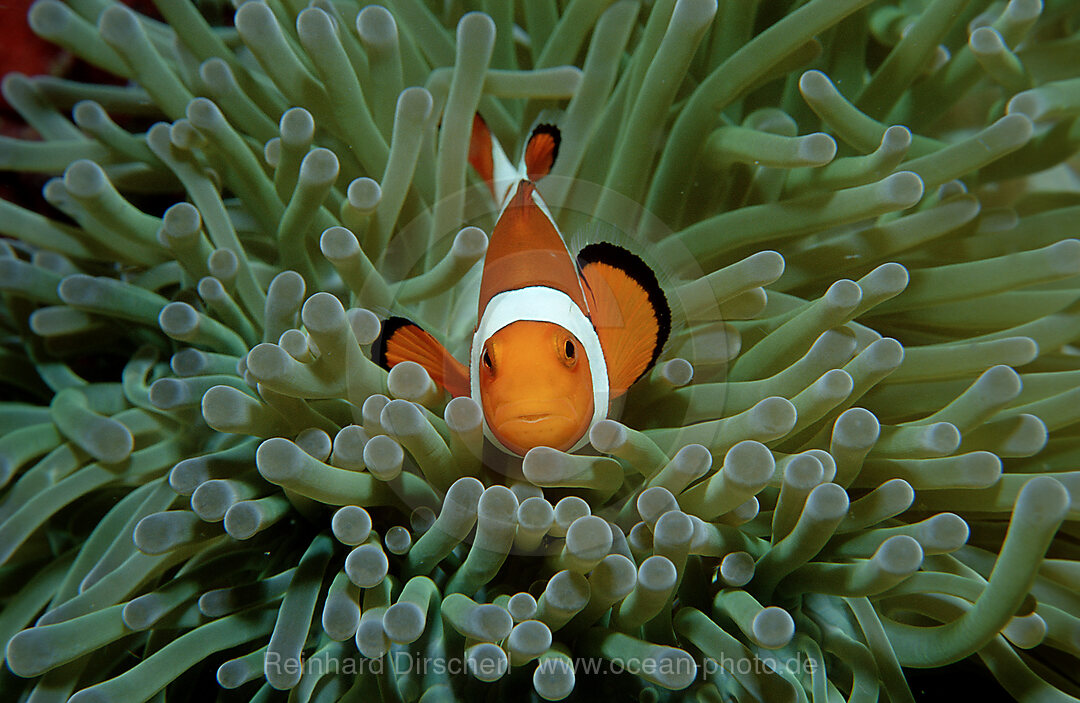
470, 286, 609, 454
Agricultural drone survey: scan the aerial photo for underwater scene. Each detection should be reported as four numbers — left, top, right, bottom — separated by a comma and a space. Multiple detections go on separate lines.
2, 0, 1080, 701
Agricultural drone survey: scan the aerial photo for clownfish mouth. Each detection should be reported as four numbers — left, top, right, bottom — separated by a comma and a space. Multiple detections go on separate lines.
500, 412, 569, 431
492, 400, 577, 430
515, 413, 552, 423
487, 400, 588, 454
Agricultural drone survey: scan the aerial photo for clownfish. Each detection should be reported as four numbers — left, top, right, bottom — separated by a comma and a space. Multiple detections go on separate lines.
375, 116, 670, 456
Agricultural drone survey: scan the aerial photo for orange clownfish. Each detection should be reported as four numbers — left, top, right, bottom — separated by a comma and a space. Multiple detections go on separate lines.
375, 117, 670, 456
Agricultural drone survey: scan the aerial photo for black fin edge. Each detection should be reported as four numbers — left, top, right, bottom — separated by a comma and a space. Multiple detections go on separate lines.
372, 316, 416, 369
577, 242, 672, 377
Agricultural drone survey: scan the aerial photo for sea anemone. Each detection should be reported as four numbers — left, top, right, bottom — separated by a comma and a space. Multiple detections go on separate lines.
2, 0, 1080, 701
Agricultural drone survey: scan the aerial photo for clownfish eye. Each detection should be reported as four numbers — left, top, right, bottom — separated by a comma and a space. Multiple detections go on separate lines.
482, 349, 493, 371
559, 337, 578, 368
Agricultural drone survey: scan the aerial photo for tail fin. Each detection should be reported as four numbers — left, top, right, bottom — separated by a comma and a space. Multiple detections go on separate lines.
524, 123, 560, 181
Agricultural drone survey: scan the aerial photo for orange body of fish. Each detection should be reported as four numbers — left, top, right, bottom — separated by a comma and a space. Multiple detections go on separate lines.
375, 116, 670, 457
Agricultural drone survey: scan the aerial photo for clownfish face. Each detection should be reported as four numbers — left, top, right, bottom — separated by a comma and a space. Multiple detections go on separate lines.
477, 320, 594, 455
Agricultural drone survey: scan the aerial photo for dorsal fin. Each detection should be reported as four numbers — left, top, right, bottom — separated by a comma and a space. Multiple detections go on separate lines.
374, 317, 469, 398
478, 180, 587, 320
524, 123, 560, 181
578, 243, 670, 396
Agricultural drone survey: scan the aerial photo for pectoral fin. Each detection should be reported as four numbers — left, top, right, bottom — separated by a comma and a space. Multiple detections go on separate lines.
578, 243, 671, 396
374, 317, 470, 398
468, 114, 496, 199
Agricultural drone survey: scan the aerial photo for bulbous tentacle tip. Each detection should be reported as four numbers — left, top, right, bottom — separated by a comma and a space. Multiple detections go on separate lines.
508, 593, 539, 622
255, 437, 305, 482
397, 86, 434, 123
332, 505, 373, 546
649, 647, 698, 690
752, 606, 795, 649
875, 534, 924, 576
356, 4, 398, 47
653, 510, 694, 549
637, 486, 677, 525
27, 0, 71, 38
659, 357, 694, 386
522, 446, 561, 483
1007, 90, 1044, 120
355, 613, 390, 659
216, 659, 254, 690
148, 377, 192, 410
533, 654, 575, 701
185, 97, 227, 132
380, 398, 427, 436
589, 419, 626, 453
71, 99, 107, 130
467, 642, 509, 682
878, 171, 924, 208
992, 112, 1035, 148
635, 557, 678, 596
198, 57, 235, 97
783, 453, 825, 490
5, 628, 49, 678
470, 603, 514, 642
478, 484, 519, 528
363, 434, 403, 481
223, 501, 266, 540
1046, 238, 1080, 276
0, 73, 31, 105
97, 3, 140, 44
805, 482, 850, 522
319, 225, 362, 261
1017, 475, 1071, 524
970, 26, 1006, 55
386, 361, 434, 400
863, 261, 910, 296
882, 124, 913, 150
926, 421, 962, 455
300, 291, 346, 333
234, 1, 277, 40
719, 551, 756, 587
57, 273, 101, 307
797, 132, 838, 165
724, 439, 776, 486
384, 525, 412, 555
62, 159, 108, 198
797, 69, 835, 100
509, 619, 553, 659
749, 397, 798, 438
816, 368, 854, 398
298, 148, 340, 187
565, 514, 613, 562
383, 601, 425, 643
159, 301, 198, 337
457, 11, 496, 43
452, 225, 489, 260
278, 106, 315, 146
445, 395, 483, 432
295, 6, 334, 44
673, 443, 712, 475
345, 542, 389, 588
